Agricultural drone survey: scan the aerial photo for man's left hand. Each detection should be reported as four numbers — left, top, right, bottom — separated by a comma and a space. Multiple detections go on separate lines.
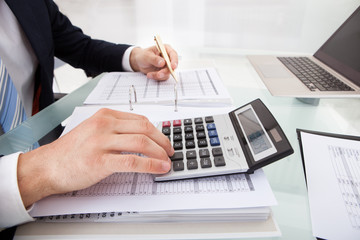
129, 45, 178, 81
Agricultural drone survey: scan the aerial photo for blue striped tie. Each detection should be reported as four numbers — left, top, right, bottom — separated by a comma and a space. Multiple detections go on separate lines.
0, 57, 27, 134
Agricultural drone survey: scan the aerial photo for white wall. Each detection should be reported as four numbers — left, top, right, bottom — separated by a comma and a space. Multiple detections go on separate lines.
56, 0, 360, 54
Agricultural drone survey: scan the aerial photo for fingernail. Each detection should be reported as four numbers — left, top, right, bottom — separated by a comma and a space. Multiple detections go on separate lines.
162, 161, 171, 172
158, 59, 164, 66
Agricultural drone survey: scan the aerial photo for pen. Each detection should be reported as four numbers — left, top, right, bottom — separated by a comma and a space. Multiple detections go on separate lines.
154, 35, 178, 82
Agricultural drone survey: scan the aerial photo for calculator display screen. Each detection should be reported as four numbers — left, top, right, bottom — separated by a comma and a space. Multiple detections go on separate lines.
236, 106, 276, 161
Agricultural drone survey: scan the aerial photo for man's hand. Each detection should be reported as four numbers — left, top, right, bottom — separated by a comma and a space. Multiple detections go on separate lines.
129, 45, 178, 81
17, 109, 174, 208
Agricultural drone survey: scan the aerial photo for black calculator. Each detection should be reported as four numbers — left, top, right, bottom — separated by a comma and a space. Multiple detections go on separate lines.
154, 99, 293, 181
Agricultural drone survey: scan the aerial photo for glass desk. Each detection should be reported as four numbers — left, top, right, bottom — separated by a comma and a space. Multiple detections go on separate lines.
8, 55, 360, 239
0, 76, 100, 155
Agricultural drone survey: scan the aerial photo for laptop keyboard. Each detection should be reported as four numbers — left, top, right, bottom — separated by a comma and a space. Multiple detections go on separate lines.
278, 57, 354, 91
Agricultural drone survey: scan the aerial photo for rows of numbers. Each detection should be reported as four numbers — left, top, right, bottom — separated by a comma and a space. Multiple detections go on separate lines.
329, 145, 360, 229
63, 172, 254, 197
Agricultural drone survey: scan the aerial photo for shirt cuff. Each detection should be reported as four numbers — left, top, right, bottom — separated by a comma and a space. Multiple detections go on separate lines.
0, 152, 34, 228
122, 46, 136, 72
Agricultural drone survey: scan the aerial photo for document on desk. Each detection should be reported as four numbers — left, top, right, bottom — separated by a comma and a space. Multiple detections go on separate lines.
298, 130, 360, 240
61, 104, 235, 136
29, 105, 277, 217
84, 68, 232, 106
30, 169, 276, 217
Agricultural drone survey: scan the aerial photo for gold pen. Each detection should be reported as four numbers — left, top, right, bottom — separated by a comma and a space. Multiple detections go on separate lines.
154, 35, 178, 82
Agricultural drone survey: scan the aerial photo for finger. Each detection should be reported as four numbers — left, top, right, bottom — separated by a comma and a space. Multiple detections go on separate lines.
95, 108, 149, 121
107, 134, 172, 160
89, 110, 174, 156
164, 44, 178, 69
147, 68, 171, 81
153, 55, 166, 68
150, 45, 161, 56
145, 48, 165, 69
112, 119, 172, 152
107, 154, 171, 174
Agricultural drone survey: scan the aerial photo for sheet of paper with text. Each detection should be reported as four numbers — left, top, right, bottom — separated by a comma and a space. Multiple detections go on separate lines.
84, 68, 232, 106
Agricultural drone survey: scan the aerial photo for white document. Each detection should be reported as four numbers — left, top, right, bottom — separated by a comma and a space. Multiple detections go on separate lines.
84, 68, 232, 106
30, 169, 276, 217
300, 131, 360, 240
62, 104, 235, 136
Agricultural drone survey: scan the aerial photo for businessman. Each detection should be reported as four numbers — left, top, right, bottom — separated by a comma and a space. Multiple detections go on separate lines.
0, 0, 177, 229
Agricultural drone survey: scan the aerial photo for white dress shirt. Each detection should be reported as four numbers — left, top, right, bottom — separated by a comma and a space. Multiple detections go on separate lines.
0, 153, 34, 228
0, 0, 38, 117
0, 0, 134, 228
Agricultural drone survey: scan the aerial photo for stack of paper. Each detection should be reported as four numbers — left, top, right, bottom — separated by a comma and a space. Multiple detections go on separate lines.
31, 168, 276, 223
36, 208, 272, 223
32, 68, 278, 228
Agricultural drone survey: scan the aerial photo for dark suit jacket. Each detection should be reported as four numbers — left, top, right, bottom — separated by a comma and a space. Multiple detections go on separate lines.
5, 0, 131, 111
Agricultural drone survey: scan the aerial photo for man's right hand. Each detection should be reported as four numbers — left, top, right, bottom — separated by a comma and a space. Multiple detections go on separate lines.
17, 108, 174, 208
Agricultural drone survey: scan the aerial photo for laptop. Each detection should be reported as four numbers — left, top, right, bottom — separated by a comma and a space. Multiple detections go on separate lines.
247, 6, 360, 98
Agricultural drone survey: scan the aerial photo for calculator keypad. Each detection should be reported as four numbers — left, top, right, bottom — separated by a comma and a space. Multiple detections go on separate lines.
163, 116, 226, 172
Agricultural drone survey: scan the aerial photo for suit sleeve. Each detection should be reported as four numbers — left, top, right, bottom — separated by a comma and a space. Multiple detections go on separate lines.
45, 0, 131, 76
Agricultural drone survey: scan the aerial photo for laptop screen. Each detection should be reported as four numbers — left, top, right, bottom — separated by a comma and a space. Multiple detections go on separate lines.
314, 6, 360, 86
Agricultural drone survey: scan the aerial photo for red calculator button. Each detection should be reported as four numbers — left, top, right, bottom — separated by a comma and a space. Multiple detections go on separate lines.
173, 120, 182, 126
162, 121, 171, 127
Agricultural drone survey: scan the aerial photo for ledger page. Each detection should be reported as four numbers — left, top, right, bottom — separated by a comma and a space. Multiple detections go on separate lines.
300, 131, 360, 240
84, 68, 232, 106
30, 169, 276, 217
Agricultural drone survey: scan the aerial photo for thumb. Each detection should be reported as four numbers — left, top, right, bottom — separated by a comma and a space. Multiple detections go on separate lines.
138, 51, 165, 72
152, 55, 165, 68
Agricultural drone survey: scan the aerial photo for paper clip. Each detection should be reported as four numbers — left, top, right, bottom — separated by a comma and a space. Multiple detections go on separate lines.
174, 83, 178, 112
129, 85, 137, 111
